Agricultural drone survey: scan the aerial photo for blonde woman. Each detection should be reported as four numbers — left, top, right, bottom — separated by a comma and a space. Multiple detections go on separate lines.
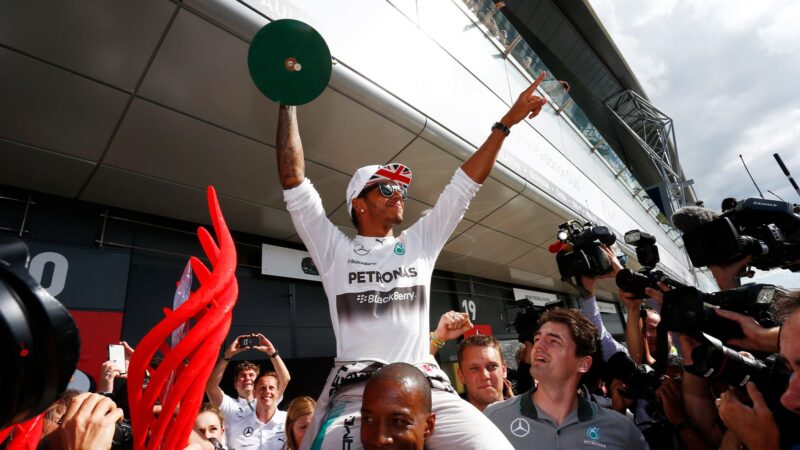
194, 402, 226, 449
284, 396, 316, 450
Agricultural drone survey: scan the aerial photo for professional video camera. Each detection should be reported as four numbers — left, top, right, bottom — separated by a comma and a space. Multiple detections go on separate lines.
615, 230, 684, 298
511, 299, 543, 343
687, 333, 790, 411
0, 237, 80, 430
553, 220, 616, 282
659, 284, 780, 341
674, 198, 800, 271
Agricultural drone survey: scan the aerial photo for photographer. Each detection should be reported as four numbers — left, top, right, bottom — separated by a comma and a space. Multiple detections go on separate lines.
777, 292, 800, 414
667, 200, 800, 449
577, 245, 667, 368
675, 329, 779, 450
576, 245, 723, 450
708, 291, 800, 450
38, 392, 126, 450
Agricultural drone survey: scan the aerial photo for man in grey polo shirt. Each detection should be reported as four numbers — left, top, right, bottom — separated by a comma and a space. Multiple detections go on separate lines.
485, 309, 648, 449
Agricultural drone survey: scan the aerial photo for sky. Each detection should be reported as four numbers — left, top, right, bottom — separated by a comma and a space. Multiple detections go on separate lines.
587, 0, 800, 288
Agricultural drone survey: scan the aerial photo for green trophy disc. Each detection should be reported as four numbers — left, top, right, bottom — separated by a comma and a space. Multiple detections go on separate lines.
248, 19, 332, 105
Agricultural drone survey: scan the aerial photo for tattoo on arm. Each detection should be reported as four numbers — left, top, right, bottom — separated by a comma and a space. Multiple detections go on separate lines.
276, 104, 305, 188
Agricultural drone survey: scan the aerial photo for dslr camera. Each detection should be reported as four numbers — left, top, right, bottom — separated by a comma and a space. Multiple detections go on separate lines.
656, 283, 790, 409
615, 230, 684, 298
554, 220, 616, 282
682, 198, 800, 271
660, 284, 780, 341
687, 333, 790, 411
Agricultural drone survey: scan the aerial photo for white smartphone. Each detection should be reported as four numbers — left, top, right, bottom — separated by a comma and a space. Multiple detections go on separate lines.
108, 344, 126, 375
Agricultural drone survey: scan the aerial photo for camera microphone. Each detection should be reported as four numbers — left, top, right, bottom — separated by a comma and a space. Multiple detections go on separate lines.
671, 206, 719, 233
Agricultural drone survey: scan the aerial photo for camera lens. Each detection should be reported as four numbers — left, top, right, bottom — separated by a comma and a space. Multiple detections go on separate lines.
615, 269, 649, 298
690, 335, 766, 388
0, 238, 80, 429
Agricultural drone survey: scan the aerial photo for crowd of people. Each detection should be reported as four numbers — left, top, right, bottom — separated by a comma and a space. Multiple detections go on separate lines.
5, 75, 799, 450
30, 274, 799, 450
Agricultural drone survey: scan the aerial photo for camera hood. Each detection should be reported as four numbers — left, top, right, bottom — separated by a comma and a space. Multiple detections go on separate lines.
0, 237, 79, 429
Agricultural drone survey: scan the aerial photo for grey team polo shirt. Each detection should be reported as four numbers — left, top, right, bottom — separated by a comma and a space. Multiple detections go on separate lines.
484, 388, 649, 450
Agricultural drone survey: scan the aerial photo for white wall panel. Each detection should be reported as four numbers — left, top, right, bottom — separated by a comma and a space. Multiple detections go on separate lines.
418, 0, 512, 105
387, 0, 419, 23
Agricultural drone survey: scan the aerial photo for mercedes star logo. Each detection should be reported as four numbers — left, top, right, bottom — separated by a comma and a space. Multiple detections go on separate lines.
510, 418, 530, 437
243, 426, 254, 437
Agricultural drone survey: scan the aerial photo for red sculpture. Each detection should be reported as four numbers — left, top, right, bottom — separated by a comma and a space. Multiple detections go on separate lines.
127, 186, 239, 449
0, 415, 43, 450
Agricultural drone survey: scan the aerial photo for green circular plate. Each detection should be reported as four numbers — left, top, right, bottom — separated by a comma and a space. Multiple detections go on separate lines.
248, 19, 332, 105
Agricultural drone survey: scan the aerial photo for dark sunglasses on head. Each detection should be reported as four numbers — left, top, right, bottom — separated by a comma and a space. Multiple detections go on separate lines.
361, 182, 407, 199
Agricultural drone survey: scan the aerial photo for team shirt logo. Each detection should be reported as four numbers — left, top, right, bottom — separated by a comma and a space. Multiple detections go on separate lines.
243, 426, 254, 437
393, 242, 405, 255
584, 426, 607, 447
510, 418, 530, 437
355, 290, 416, 304
336, 286, 425, 319
342, 416, 357, 450
347, 266, 417, 284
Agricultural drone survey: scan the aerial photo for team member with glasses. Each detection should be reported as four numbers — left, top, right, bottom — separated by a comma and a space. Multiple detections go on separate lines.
275, 73, 548, 450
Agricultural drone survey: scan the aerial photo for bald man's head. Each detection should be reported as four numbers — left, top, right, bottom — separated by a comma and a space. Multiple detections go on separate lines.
361, 363, 435, 450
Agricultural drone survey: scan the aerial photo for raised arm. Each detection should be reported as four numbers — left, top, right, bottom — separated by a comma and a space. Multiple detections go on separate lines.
206, 336, 248, 407
577, 245, 627, 361
579, 285, 628, 361
276, 104, 305, 189
256, 334, 291, 398
619, 292, 645, 364
430, 311, 473, 355
678, 334, 724, 446
461, 72, 547, 184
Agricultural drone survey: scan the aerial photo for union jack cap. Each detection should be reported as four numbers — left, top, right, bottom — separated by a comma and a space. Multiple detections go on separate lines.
346, 163, 413, 218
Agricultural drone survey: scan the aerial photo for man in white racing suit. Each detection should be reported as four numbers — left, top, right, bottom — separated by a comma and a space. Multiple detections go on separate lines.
276, 73, 548, 450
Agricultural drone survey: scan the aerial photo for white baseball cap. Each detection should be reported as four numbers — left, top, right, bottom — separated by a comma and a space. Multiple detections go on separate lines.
346, 163, 412, 217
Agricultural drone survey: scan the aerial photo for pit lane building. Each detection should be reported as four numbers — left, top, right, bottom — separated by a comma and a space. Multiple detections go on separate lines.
0, 0, 707, 395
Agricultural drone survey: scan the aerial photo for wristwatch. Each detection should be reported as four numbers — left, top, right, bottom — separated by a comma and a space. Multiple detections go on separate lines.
492, 121, 510, 136
269, 350, 279, 358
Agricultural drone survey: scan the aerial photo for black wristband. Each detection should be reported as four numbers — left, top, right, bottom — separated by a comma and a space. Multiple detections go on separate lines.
492, 121, 510, 136
269, 350, 279, 358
